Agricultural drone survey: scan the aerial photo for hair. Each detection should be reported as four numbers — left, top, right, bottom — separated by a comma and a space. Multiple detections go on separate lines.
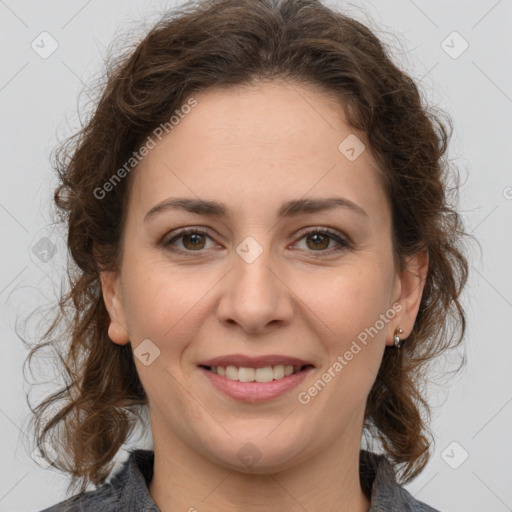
23, 0, 470, 497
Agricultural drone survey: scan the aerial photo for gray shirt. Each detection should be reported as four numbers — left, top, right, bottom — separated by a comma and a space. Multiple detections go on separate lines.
40, 449, 440, 511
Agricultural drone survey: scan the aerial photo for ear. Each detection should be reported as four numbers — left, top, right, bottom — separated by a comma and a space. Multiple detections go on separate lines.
388, 248, 429, 346
99, 270, 130, 346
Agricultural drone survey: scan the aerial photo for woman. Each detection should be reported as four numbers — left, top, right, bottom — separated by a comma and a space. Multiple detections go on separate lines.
29, 0, 469, 510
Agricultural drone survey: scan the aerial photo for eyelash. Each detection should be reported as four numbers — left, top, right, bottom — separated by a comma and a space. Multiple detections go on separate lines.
162, 226, 352, 256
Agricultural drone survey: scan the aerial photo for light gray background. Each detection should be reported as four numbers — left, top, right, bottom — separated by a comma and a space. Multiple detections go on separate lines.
1, 1, 511, 511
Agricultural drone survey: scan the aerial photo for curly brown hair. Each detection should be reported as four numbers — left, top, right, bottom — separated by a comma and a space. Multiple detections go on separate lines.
23, 0, 470, 496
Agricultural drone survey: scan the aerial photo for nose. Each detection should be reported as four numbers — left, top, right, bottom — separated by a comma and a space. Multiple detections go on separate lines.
216, 243, 294, 334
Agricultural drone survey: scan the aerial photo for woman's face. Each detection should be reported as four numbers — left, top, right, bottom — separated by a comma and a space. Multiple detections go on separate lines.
101, 80, 426, 472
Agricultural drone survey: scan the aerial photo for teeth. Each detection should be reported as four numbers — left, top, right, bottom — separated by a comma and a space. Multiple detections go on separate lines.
238, 367, 255, 382
209, 364, 303, 382
226, 365, 238, 380
255, 367, 274, 382
273, 365, 284, 379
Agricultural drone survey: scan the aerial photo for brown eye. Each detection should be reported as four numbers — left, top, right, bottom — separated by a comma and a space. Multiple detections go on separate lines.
163, 227, 351, 256
164, 228, 214, 252
294, 228, 351, 255
181, 232, 206, 250
305, 232, 330, 250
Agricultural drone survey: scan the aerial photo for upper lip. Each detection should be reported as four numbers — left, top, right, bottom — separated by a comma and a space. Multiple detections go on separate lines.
198, 354, 314, 368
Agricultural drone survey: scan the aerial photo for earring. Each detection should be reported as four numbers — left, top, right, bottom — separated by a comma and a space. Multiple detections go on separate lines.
393, 327, 404, 348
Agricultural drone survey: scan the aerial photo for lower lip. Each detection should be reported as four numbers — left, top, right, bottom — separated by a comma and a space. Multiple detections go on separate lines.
199, 366, 313, 403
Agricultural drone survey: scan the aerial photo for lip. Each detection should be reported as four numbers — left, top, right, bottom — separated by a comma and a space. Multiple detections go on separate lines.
198, 354, 314, 368
199, 365, 314, 403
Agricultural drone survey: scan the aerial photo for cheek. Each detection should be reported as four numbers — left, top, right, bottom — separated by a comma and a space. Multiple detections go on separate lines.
302, 266, 392, 340
325, 269, 392, 387
295, 269, 389, 421
301, 265, 391, 395
122, 263, 215, 345
120, 267, 209, 414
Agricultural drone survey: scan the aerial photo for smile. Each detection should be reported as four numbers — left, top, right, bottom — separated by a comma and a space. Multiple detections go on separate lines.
202, 364, 310, 382
198, 364, 314, 403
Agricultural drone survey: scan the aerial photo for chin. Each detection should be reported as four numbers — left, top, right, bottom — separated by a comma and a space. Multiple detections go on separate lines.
202, 434, 309, 474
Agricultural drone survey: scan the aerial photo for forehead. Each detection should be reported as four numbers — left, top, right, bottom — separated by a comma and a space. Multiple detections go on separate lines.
128, 80, 390, 225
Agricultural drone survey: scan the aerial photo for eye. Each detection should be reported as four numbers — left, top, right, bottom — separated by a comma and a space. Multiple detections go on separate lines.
162, 226, 351, 255
292, 228, 351, 255
163, 227, 215, 252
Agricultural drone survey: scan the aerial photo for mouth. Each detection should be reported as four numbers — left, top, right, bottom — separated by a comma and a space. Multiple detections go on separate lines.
197, 359, 315, 403
199, 364, 314, 383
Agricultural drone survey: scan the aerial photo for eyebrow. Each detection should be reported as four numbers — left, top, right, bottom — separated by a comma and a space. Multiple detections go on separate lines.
144, 196, 368, 223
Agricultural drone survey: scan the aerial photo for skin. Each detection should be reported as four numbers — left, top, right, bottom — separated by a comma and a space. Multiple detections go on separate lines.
100, 79, 428, 512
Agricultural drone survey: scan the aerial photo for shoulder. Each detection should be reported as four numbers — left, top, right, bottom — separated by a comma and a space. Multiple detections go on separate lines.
39, 481, 122, 512
389, 485, 441, 512
39, 449, 159, 512
360, 450, 441, 512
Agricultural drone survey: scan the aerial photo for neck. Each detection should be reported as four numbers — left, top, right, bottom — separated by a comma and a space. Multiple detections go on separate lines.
148, 418, 371, 512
